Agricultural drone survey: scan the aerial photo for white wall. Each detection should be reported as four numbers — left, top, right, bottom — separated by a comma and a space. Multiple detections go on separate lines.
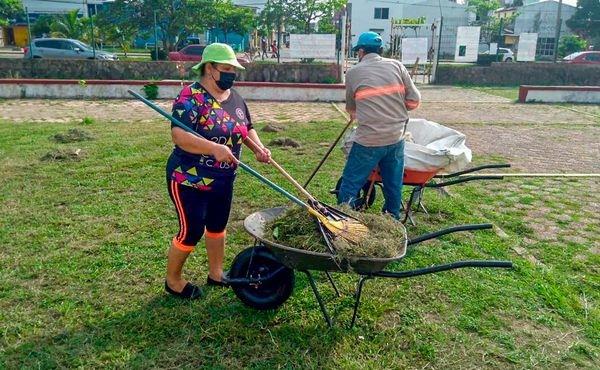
22, 0, 106, 17
348, 0, 472, 57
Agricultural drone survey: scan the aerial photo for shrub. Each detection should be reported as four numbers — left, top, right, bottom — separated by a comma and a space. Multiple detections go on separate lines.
143, 83, 159, 100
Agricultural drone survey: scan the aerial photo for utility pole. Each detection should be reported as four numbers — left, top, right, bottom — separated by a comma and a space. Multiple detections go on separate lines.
84, 0, 96, 59
25, 7, 33, 58
154, 10, 159, 60
553, 0, 563, 62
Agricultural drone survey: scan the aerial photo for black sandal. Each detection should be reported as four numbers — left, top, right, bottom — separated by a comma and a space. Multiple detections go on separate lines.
207, 271, 230, 288
165, 281, 203, 299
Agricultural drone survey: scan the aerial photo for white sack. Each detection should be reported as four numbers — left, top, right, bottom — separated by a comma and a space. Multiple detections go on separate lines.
342, 118, 472, 172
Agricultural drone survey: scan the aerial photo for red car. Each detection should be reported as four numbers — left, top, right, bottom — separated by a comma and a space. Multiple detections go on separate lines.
168, 44, 251, 65
563, 51, 600, 64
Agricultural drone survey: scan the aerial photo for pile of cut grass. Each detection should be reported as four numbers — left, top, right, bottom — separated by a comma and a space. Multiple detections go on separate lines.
268, 206, 406, 258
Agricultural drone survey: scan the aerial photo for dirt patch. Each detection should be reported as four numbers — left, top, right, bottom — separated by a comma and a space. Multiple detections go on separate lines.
0, 100, 341, 125
52, 129, 94, 143
40, 148, 84, 162
262, 124, 283, 132
269, 137, 301, 148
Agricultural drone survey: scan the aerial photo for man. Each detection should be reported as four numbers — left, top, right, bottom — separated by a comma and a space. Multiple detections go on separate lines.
260, 36, 268, 60
338, 31, 421, 219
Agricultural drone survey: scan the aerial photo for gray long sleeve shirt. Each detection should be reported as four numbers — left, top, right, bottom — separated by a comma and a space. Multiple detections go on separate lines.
345, 53, 421, 147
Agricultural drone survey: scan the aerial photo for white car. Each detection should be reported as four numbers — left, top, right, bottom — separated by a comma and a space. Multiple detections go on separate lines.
25, 38, 118, 60
483, 47, 514, 62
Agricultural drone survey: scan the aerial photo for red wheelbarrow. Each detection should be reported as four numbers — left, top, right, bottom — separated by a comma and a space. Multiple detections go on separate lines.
332, 163, 511, 224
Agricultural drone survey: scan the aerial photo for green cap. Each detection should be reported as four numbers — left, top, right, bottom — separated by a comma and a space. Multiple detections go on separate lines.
192, 43, 245, 71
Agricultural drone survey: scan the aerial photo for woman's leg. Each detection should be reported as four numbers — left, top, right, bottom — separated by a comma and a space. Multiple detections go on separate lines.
204, 178, 234, 282
205, 231, 226, 282
166, 180, 206, 292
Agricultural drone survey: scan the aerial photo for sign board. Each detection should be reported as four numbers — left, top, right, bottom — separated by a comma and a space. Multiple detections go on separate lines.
489, 42, 498, 55
454, 26, 481, 62
402, 38, 428, 64
290, 34, 336, 59
517, 33, 538, 61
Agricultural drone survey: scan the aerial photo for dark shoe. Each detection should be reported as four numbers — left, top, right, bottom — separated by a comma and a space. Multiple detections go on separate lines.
207, 271, 230, 288
165, 280, 203, 299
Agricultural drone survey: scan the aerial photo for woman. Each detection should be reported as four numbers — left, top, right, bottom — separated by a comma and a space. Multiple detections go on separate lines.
165, 43, 271, 299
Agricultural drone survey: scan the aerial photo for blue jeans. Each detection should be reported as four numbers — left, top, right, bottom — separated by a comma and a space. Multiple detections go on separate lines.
337, 140, 405, 219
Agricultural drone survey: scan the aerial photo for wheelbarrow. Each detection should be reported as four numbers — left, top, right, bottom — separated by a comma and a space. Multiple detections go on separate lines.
332, 163, 511, 225
227, 207, 513, 328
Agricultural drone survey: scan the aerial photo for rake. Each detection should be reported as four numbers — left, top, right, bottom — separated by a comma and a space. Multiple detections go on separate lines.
128, 90, 369, 245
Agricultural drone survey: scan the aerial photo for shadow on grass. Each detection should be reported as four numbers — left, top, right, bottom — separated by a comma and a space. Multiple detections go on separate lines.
5, 277, 350, 367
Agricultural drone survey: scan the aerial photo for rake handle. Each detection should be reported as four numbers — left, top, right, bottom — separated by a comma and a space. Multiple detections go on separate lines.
127, 89, 309, 209
244, 137, 317, 203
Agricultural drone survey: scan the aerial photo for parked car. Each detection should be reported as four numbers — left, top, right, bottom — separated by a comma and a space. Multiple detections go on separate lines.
563, 51, 600, 64
482, 47, 514, 62
168, 44, 251, 65
24, 38, 118, 60
176, 36, 203, 51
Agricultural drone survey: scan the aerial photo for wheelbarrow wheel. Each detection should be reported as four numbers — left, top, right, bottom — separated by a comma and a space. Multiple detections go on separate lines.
334, 177, 377, 210
230, 246, 295, 310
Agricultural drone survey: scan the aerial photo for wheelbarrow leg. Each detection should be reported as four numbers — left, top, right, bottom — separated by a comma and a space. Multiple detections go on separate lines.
402, 187, 418, 225
303, 270, 333, 328
325, 271, 341, 297
350, 275, 372, 328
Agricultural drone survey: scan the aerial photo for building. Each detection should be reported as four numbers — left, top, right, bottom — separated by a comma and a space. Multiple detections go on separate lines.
348, 0, 474, 58
22, 0, 110, 19
513, 0, 576, 58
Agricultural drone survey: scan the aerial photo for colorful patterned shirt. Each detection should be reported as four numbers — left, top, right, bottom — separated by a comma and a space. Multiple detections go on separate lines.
167, 82, 252, 189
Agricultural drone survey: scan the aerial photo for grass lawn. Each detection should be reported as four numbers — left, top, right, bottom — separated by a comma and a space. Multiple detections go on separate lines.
0, 112, 598, 368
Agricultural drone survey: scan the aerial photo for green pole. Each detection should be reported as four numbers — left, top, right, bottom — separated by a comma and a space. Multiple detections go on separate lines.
90, 2, 96, 58
154, 10, 159, 60
25, 7, 33, 58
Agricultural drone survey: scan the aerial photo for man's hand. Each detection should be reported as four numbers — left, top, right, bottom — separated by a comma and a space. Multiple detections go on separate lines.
254, 146, 271, 163
211, 143, 238, 164
347, 109, 357, 120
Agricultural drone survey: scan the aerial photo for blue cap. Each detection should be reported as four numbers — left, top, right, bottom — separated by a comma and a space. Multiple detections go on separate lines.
353, 31, 383, 51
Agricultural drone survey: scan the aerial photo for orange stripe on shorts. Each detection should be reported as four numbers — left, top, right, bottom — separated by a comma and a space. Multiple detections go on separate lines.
205, 229, 226, 239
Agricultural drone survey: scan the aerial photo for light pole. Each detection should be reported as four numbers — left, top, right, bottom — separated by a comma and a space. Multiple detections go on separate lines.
25, 7, 33, 58
84, 0, 96, 59
553, 0, 563, 62
154, 10, 159, 60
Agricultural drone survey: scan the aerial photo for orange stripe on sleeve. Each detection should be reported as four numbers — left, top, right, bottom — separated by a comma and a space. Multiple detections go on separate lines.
405, 99, 421, 110
172, 237, 195, 253
355, 84, 406, 100
205, 229, 226, 239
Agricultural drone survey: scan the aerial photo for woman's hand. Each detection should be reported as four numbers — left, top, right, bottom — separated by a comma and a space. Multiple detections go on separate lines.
211, 143, 238, 164
254, 146, 271, 163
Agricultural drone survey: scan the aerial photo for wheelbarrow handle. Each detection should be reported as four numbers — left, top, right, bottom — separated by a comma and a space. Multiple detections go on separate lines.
407, 223, 492, 246
127, 89, 309, 209
435, 163, 511, 178
373, 260, 513, 279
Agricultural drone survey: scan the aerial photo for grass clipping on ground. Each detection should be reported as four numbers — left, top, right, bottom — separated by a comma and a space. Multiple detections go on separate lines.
267, 206, 406, 259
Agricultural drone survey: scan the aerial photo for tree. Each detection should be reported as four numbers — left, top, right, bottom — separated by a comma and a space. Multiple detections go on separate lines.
210, 0, 256, 43
566, 0, 600, 45
32, 14, 58, 37
558, 34, 587, 57
96, 1, 140, 54
0, 0, 24, 27
50, 9, 84, 40
287, 0, 345, 34
468, 0, 501, 22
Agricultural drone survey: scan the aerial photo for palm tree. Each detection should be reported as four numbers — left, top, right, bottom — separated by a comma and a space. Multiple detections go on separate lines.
50, 9, 84, 39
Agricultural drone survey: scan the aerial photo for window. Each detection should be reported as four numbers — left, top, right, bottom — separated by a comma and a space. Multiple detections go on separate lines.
585, 53, 600, 61
36, 40, 62, 49
374, 8, 389, 20
536, 37, 555, 57
184, 45, 204, 55
60, 41, 76, 50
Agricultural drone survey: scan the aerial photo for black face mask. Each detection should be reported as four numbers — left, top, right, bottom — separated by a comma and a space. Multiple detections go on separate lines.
212, 70, 236, 90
